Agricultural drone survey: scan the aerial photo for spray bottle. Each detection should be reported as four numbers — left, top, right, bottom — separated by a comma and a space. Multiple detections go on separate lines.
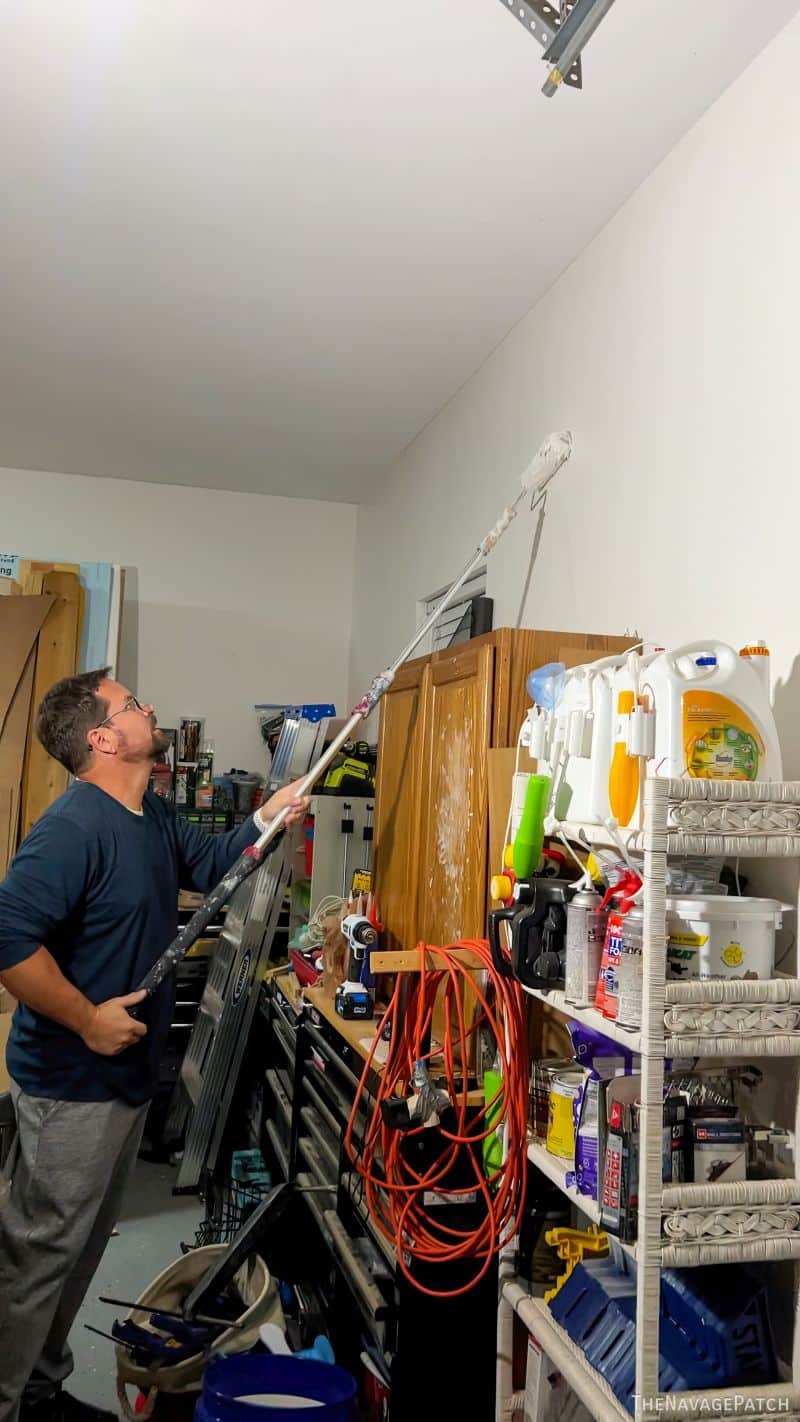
594, 870, 642, 1018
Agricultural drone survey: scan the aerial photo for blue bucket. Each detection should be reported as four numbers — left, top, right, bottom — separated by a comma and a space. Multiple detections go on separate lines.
195, 1355, 358, 1422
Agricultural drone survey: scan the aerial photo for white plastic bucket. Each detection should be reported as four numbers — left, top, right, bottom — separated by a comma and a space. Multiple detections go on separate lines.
666, 895, 784, 981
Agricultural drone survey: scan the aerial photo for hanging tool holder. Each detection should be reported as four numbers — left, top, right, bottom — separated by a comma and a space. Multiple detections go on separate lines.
489, 879, 574, 990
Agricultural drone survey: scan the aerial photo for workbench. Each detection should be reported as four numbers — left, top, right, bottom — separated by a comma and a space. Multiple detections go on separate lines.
244, 967, 498, 1420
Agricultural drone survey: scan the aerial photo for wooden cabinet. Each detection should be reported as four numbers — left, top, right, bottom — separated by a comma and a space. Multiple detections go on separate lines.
416, 641, 494, 948
370, 658, 428, 956
374, 626, 635, 951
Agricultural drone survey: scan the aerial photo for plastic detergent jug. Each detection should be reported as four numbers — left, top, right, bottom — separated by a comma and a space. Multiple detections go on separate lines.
554, 654, 626, 823
608, 690, 639, 828
645, 640, 782, 783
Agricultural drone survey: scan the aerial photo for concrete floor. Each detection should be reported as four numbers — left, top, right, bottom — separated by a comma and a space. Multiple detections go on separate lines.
73, 1158, 202, 1413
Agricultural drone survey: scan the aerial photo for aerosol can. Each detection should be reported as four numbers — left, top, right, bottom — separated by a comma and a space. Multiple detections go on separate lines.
564, 884, 608, 1008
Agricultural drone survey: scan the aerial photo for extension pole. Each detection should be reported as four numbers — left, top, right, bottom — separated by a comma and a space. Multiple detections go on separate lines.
136, 431, 573, 997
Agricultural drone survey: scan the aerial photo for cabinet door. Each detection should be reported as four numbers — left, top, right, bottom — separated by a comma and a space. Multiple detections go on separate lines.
417, 642, 494, 946
373, 656, 429, 953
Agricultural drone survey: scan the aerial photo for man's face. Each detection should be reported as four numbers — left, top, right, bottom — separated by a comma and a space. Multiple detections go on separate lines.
95, 678, 171, 764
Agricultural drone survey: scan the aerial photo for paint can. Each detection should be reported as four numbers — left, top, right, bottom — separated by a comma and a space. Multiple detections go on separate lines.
530, 1058, 573, 1140
546, 1069, 585, 1160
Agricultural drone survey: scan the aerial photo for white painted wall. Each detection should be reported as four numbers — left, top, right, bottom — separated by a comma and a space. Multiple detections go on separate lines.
1, 466, 357, 772
351, 14, 800, 776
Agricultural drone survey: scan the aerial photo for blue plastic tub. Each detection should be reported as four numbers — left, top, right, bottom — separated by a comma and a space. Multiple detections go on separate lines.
195, 1356, 358, 1422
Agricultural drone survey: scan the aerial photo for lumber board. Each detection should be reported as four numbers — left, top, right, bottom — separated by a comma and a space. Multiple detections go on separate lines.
21, 571, 82, 835
370, 946, 487, 974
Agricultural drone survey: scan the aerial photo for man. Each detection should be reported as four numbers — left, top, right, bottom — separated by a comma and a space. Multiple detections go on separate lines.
0, 669, 308, 1422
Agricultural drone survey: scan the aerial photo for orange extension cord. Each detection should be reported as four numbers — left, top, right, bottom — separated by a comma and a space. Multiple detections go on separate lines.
344, 939, 528, 1299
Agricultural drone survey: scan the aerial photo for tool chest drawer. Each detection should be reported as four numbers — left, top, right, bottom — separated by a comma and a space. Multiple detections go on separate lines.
264, 1069, 292, 1132
299, 1104, 339, 1179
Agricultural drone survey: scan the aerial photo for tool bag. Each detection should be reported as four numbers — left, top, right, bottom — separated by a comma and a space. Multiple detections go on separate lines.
115, 1244, 284, 1419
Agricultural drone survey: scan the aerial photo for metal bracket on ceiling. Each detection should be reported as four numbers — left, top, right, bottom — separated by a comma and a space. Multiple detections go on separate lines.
497, 0, 618, 97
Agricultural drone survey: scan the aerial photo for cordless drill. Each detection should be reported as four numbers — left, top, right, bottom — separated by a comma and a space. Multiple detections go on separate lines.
335, 913, 378, 1019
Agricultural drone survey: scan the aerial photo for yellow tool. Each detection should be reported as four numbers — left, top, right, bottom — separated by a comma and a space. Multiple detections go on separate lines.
543, 1224, 609, 1303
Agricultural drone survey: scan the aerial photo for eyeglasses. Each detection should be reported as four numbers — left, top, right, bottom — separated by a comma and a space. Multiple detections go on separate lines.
98, 694, 146, 728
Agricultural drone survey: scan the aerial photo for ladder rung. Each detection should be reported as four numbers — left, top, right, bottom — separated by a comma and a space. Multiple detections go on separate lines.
200, 988, 225, 1023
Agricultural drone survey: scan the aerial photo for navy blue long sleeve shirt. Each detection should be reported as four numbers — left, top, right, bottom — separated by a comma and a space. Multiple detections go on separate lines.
0, 780, 264, 1104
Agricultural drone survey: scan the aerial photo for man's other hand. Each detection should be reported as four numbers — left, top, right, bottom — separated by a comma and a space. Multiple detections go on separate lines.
258, 779, 310, 830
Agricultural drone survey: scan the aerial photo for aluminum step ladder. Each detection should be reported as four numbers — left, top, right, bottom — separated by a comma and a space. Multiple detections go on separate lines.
169, 705, 333, 1191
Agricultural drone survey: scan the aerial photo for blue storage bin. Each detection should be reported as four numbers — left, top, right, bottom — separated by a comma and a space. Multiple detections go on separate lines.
662, 1266, 776, 1385
195, 1355, 357, 1422
549, 1259, 771, 1415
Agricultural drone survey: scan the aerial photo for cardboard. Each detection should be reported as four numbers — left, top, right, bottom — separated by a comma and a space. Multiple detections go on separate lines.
0, 988, 16, 1095
0, 1015, 11, 1092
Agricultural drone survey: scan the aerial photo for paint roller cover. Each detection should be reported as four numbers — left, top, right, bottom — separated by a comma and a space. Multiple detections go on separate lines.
520, 431, 573, 493
513, 774, 550, 878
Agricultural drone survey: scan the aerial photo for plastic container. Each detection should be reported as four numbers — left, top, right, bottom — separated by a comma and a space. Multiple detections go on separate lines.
553, 654, 625, 823
666, 895, 784, 980
228, 772, 262, 815
196, 1356, 357, 1421
512, 774, 550, 878
643, 640, 782, 784
608, 691, 640, 828
527, 663, 566, 713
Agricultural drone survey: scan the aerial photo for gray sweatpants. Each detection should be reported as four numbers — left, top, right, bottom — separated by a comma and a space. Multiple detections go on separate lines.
0, 1083, 147, 1422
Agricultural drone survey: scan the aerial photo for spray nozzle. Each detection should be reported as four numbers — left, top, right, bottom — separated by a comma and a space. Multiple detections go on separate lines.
600, 869, 642, 914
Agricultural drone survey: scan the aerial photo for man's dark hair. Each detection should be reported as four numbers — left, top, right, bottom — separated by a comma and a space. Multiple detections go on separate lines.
35, 667, 112, 775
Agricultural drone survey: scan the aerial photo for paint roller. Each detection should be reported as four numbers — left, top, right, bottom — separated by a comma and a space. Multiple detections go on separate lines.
136, 430, 574, 997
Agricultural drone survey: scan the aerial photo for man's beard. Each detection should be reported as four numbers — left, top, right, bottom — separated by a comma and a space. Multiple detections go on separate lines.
151, 726, 171, 759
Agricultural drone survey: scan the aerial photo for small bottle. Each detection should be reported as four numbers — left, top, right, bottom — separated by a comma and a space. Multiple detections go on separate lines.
616, 907, 644, 1028
195, 740, 215, 809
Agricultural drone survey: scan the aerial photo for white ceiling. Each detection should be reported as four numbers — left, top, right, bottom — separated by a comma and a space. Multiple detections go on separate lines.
1, 1, 797, 503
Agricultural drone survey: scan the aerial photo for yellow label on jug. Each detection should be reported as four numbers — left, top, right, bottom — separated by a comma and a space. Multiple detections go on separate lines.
683, 692, 764, 780
669, 931, 709, 948
721, 942, 744, 968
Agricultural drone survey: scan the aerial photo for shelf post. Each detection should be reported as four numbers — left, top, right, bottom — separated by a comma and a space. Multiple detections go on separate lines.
634, 776, 669, 1416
